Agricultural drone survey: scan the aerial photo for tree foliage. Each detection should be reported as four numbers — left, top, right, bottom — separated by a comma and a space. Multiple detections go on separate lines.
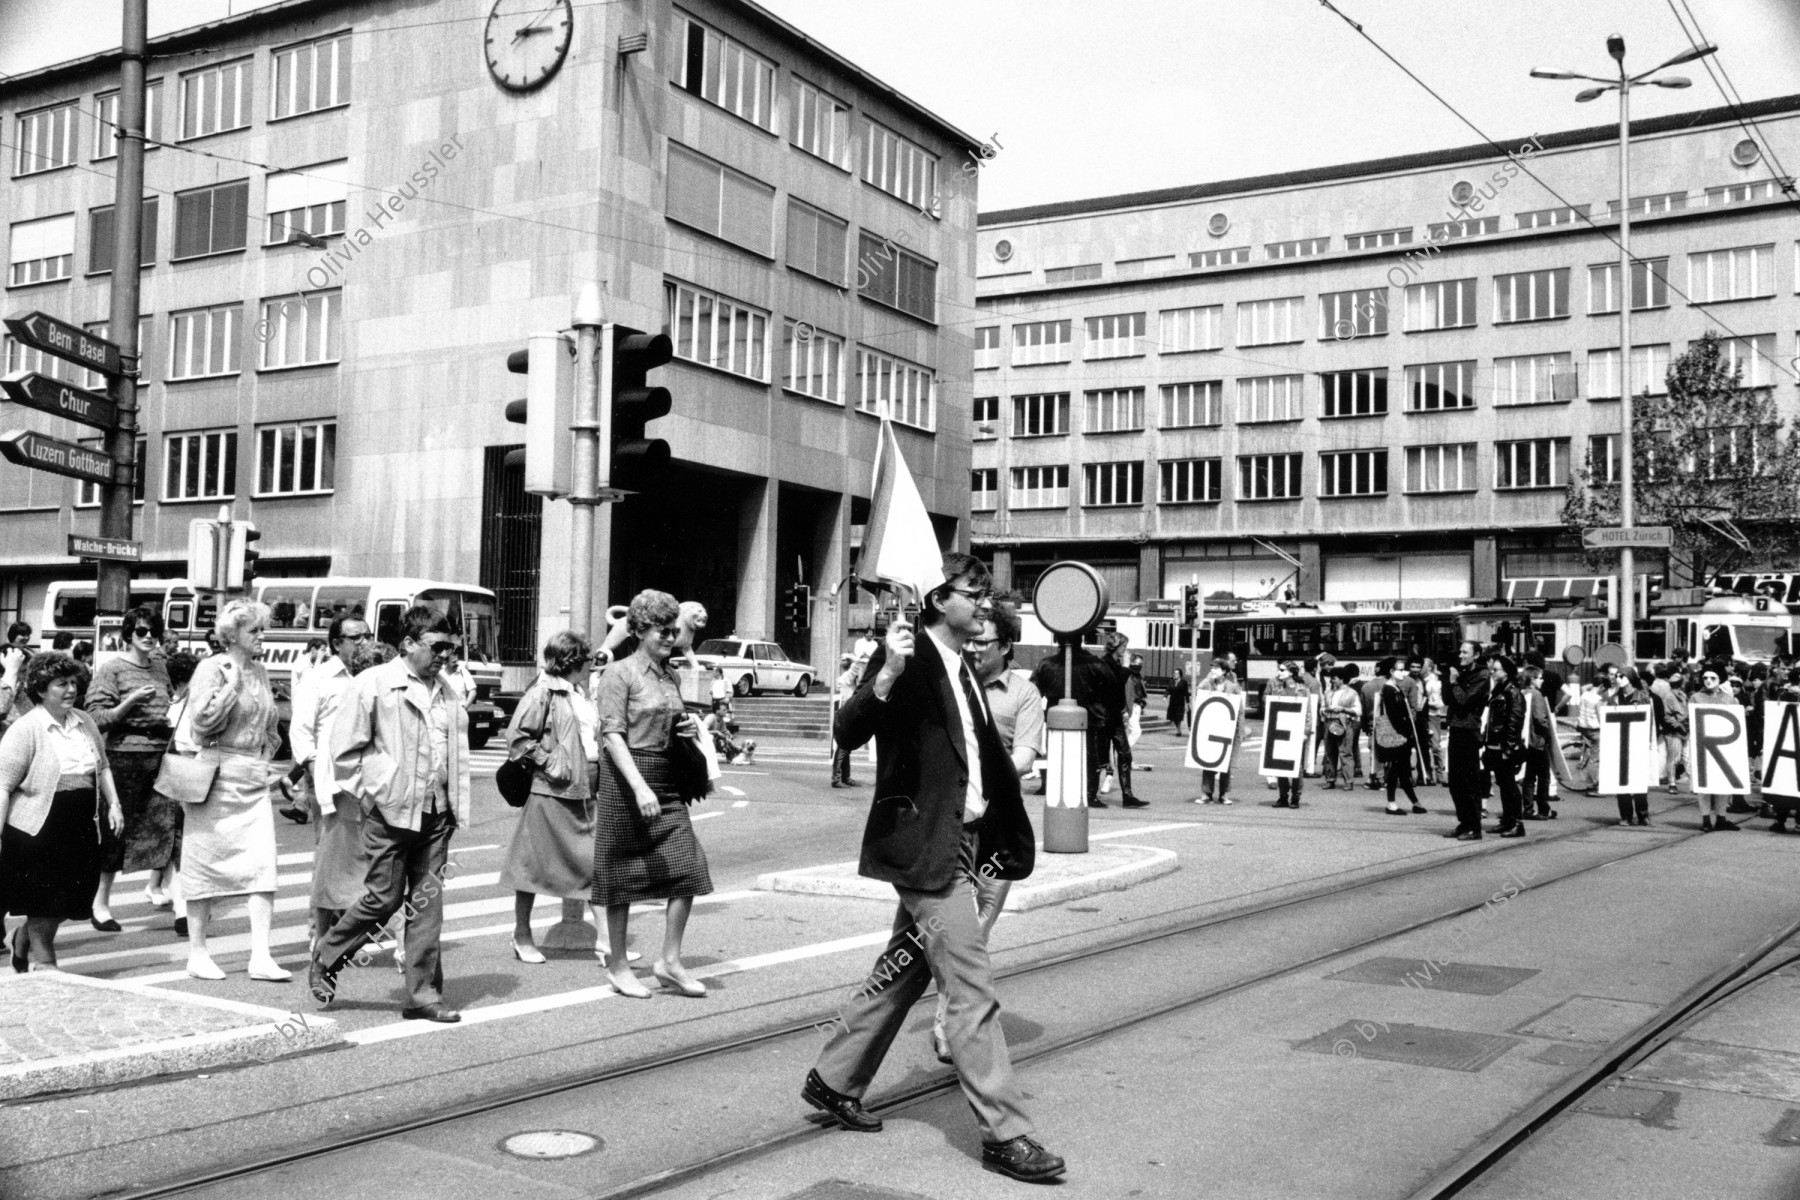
1563, 332, 1800, 582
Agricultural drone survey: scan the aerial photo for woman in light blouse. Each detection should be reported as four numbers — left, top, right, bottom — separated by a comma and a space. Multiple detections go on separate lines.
180, 600, 286, 981
87, 604, 177, 931
591, 590, 712, 998
0, 654, 123, 971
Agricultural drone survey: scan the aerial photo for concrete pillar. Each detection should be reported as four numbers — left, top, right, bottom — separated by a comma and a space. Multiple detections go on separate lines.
1297, 541, 1322, 603
810, 492, 847, 672
989, 546, 1013, 592
737, 479, 777, 641
1138, 542, 1162, 600
1472, 536, 1500, 599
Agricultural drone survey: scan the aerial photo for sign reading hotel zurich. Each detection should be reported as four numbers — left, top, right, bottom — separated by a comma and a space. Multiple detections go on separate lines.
1583, 525, 1675, 551
3, 311, 124, 377
0, 430, 114, 485
0, 372, 118, 430
67, 533, 141, 562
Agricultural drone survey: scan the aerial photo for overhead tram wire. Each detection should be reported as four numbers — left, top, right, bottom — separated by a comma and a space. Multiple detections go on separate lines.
1665, 0, 1800, 209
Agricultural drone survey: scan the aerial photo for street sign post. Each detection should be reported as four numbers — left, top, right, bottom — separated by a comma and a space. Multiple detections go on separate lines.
0, 371, 119, 430
1583, 525, 1674, 550
3, 311, 124, 378
0, 429, 115, 485
67, 534, 141, 562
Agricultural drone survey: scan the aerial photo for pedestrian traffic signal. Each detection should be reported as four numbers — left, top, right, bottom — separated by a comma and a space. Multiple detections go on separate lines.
603, 324, 672, 489
186, 518, 224, 589
503, 331, 575, 497
225, 520, 260, 590
786, 583, 812, 631
1181, 583, 1200, 627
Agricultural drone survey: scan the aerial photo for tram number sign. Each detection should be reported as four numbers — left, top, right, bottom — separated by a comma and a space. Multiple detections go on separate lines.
3, 311, 123, 377
0, 429, 115, 485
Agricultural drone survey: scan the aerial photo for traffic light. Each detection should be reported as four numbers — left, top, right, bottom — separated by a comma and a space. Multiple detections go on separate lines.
603, 324, 672, 489
786, 583, 811, 631
225, 520, 260, 590
187, 518, 224, 589
1181, 584, 1200, 627
503, 331, 575, 497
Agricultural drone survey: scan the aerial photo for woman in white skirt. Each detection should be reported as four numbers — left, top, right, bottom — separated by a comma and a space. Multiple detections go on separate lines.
180, 599, 285, 981
501, 631, 597, 963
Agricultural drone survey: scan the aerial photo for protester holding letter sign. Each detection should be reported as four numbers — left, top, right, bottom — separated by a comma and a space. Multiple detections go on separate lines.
1686, 670, 1741, 831
1189, 662, 1242, 803
1598, 665, 1655, 826
1762, 696, 1800, 832
1266, 661, 1310, 808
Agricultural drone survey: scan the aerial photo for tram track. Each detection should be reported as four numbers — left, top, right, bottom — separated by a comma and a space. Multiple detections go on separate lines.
90, 815, 1718, 1200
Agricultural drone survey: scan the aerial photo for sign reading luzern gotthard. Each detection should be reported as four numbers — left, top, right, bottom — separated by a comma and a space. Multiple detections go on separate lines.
0, 371, 118, 430
0, 430, 114, 484
3, 311, 123, 377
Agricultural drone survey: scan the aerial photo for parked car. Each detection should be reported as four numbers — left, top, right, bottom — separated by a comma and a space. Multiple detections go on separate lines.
692, 638, 816, 697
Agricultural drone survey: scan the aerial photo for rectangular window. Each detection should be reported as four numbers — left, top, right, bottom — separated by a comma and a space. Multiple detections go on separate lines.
1085, 387, 1144, 433
93, 81, 163, 160
1084, 312, 1145, 359
260, 290, 340, 369
861, 117, 938, 209
1426, 216, 1500, 240
1345, 227, 1412, 250
1236, 374, 1304, 424
266, 160, 349, 244
1320, 287, 1388, 339
1689, 244, 1776, 302
1190, 247, 1249, 269
2, 334, 79, 382
673, 12, 774, 130
1011, 319, 1071, 366
1608, 191, 1686, 216
1159, 457, 1222, 504
163, 429, 238, 501
973, 325, 1001, 370
1493, 352, 1577, 406
972, 395, 999, 436
1587, 344, 1671, 400
167, 304, 240, 379
1405, 278, 1476, 331
1714, 333, 1778, 388
666, 143, 774, 256
1044, 263, 1102, 284
87, 197, 159, 274
1587, 434, 1619, 484
1494, 268, 1570, 323
15, 101, 76, 175
857, 231, 936, 321
173, 178, 249, 259
1321, 368, 1388, 417
80, 316, 148, 391
1320, 449, 1388, 498
179, 57, 252, 140
8, 214, 75, 286
1405, 360, 1477, 411
854, 347, 934, 430
1083, 461, 1143, 507
1010, 464, 1069, 509
1588, 257, 1670, 313
1012, 392, 1070, 438
1494, 438, 1570, 490
1238, 453, 1303, 501
256, 420, 335, 495
1706, 180, 1790, 206
664, 280, 769, 382
781, 319, 842, 403
1267, 236, 1329, 259
1237, 296, 1304, 346
1159, 305, 1222, 353
1115, 255, 1175, 278
272, 31, 351, 120
971, 468, 997, 511
1405, 443, 1478, 494
75, 437, 146, 507
792, 78, 850, 168
1700, 426, 1759, 478
784, 198, 847, 285
1161, 380, 1222, 429
1517, 204, 1588, 229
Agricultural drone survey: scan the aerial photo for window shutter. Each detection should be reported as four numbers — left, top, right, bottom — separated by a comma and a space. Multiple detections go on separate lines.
666, 144, 721, 236
719, 168, 772, 256
88, 207, 115, 274
214, 180, 249, 252
139, 197, 158, 266
785, 202, 816, 276
175, 189, 211, 258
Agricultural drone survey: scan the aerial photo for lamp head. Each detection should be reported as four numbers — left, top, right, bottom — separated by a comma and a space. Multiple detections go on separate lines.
1607, 33, 1626, 63
1576, 86, 1610, 103
1666, 41, 1717, 66
1651, 76, 1692, 88
1529, 68, 1580, 80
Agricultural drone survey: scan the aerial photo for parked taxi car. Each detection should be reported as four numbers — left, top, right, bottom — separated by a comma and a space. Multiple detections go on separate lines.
692, 638, 817, 697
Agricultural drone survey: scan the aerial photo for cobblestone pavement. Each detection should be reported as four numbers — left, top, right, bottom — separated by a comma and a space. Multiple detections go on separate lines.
0, 974, 258, 1065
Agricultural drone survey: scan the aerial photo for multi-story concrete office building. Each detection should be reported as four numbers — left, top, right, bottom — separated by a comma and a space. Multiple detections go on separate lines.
0, 0, 985, 676
971, 96, 1800, 609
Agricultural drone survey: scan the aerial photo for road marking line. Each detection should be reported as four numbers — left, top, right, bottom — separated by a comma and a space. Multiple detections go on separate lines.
732, 799, 749, 808
692, 811, 723, 821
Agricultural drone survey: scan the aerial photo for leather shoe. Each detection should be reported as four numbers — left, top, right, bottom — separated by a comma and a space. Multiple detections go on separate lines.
90, 916, 123, 933
1498, 826, 1525, 838
982, 1134, 1067, 1183
401, 1002, 461, 1023
1086, 798, 1109, 808
1121, 797, 1150, 808
1456, 830, 1483, 841
307, 957, 340, 1007
802, 1069, 882, 1133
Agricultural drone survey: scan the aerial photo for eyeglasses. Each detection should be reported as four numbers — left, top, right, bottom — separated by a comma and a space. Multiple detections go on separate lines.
648, 625, 681, 639
948, 586, 992, 605
1703, 675, 1720, 683
966, 638, 998, 650
129, 628, 156, 639
421, 640, 458, 658
341, 632, 375, 643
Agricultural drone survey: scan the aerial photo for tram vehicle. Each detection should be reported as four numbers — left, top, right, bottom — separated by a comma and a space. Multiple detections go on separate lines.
1010, 598, 1204, 690
39, 576, 506, 748
1509, 577, 1791, 668
1712, 572, 1800, 650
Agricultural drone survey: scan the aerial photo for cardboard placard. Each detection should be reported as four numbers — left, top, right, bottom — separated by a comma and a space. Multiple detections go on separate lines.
1259, 695, 1311, 780
1687, 703, 1751, 795
1596, 704, 1656, 795
1185, 690, 1241, 772
1762, 701, 1800, 800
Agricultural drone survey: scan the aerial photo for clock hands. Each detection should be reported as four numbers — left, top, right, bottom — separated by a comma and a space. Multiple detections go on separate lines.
511, 0, 565, 42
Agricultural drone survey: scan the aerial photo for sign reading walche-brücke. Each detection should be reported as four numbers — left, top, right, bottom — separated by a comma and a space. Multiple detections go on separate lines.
0, 429, 114, 485
67, 534, 141, 562
3, 311, 124, 378
0, 371, 119, 430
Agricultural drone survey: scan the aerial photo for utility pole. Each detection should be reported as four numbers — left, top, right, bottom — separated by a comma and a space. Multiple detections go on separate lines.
98, 0, 148, 616
569, 283, 604, 636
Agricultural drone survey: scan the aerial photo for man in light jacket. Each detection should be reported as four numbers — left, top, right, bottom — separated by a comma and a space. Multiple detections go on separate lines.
290, 616, 372, 946
309, 607, 469, 1022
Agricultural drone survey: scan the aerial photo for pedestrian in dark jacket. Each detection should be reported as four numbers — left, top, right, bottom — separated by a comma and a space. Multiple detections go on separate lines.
1484, 656, 1528, 837
1374, 658, 1424, 815
1444, 642, 1491, 840
1603, 664, 1653, 827
1167, 670, 1190, 736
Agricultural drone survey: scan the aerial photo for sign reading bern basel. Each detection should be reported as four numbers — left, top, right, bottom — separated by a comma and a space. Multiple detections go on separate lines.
3, 311, 123, 376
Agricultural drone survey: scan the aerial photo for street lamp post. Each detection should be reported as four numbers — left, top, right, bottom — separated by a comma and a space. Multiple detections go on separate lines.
1532, 35, 1715, 657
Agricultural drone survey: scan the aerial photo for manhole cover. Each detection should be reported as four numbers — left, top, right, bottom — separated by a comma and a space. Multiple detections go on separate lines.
1297, 1021, 1520, 1072
779, 1182, 934, 1200
1325, 956, 1539, 995
501, 1130, 602, 1159
1514, 995, 1662, 1043
1579, 1084, 1678, 1126
1531, 1041, 1601, 1067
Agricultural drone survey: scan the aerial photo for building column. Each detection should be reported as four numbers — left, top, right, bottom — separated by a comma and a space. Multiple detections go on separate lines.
1138, 542, 1162, 600
1472, 536, 1499, 600
1297, 541, 1322, 603
989, 546, 1013, 592
810, 492, 849, 672
737, 479, 777, 641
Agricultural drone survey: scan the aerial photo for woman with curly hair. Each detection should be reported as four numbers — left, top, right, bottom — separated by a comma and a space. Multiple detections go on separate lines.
0, 654, 123, 970
591, 590, 713, 998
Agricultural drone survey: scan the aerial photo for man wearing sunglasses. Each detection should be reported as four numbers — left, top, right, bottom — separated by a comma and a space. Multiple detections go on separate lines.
290, 617, 375, 939
311, 606, 469, 1022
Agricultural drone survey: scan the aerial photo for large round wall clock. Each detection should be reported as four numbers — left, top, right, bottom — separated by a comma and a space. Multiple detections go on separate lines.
484, 0, 574, 92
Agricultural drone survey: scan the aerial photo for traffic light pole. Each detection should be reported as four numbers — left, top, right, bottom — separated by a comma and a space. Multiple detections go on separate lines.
98, 0, 148, 615
569, 285, 605, 637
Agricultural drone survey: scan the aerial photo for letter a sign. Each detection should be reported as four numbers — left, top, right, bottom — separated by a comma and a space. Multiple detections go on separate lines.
1185, 690, 1242, 772
1597, 704, 1656, 794
1762, 702, 1800, 800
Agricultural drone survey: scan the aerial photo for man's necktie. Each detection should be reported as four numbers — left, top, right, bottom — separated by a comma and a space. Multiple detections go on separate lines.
959, 662, 993, 737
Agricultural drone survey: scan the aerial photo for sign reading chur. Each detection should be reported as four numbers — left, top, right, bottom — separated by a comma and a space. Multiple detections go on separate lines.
1583, 525, 1674, 550
4, 311, 123, 377
67, 534, 141, 562
1, 371, 118, 430
0, 429, 114, 485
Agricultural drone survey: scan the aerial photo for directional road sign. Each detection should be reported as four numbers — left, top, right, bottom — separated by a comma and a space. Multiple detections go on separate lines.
67, 533, 141, 562
1583, 525, 1674, 550
0, 429, 114, 485
0, 371, 118, 430
3, 311, 123, 377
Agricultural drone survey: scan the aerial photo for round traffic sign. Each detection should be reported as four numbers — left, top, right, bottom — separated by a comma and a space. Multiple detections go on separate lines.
1561, 643, 1587, 667
1589, 641, 1629, 668
1033, 561, 1109, 638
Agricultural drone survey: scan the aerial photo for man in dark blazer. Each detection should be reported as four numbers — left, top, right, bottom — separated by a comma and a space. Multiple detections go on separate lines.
802, 553, 1065, 1184
1444, 640, 1492, 840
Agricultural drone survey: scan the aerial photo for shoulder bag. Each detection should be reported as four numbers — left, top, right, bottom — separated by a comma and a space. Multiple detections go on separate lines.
152, 694, 218, 805
497, 690, 552, 808
1373, 692, 1408, 750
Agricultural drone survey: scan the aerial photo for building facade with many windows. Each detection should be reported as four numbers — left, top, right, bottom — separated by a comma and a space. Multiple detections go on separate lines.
971, 97, 1800, 607
0, 0, 985, 673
